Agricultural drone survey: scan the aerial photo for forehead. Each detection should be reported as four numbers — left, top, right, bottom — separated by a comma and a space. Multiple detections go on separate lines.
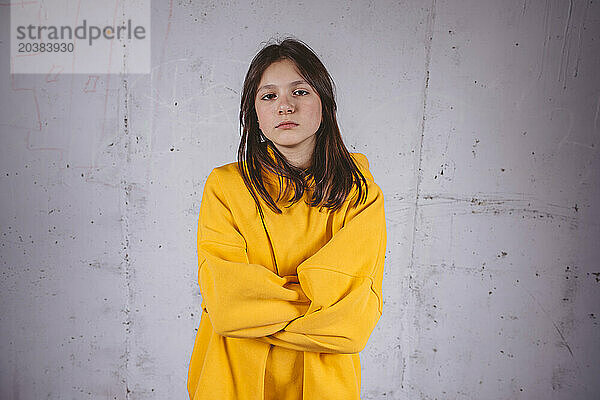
257, 59, 306, 88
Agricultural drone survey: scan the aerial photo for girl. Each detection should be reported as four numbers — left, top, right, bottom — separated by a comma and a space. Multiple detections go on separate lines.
187, 37, 387, 400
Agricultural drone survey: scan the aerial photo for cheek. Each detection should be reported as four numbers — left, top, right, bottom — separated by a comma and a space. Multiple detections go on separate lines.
310, 100, 323, 126
255, 103, 267, 125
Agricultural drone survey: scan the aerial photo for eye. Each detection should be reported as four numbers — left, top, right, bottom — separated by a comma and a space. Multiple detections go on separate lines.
260, 93, 276, 100
294, 89, 309, 96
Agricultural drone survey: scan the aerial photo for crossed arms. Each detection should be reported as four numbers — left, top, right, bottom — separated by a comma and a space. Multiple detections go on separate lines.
197, 169, 386, 354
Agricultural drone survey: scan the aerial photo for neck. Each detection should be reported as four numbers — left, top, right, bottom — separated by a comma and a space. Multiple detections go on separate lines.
269, 137, 315, 170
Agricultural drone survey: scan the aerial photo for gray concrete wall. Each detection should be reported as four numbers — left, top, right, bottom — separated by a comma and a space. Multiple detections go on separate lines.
1, 0, 599, 399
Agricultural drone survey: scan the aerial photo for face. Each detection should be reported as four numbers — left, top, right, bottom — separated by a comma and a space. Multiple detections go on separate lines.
254, 59, 322, 162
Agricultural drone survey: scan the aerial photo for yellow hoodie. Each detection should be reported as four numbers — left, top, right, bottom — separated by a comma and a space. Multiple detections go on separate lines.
187, 151, 387, 400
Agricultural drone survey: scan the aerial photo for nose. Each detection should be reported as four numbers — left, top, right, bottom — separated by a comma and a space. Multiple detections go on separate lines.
278, 94, 294, 114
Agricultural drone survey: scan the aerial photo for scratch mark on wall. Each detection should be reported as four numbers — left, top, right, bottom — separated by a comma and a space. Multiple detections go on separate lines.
172, 62, 179, 107
24, 130, 66, 165
404, 1, 437, 395
410, 0, 436, 270
526, 290, 574, 358
421, 192, 580, 231
537, 0, 551, 81
45, 66, 63, 83
94, 0, 127, 168
10, 65, 68, 165
83, 76, 100, 93
554, 107, 574, 152
9, 71, 42, 132
524, 278, 590, 398
551, 366, 569, 390
527, 275, 595, 400
558, 0, 574, 90
573, 0, 590, 78
120, 75, 133, 400
555, 106, 597, 151
0, 2, 38, 6
153, 0, 175, 137
594, 94, 600, 132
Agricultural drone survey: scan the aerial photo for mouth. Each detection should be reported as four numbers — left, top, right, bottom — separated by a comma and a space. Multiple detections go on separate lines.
276, 121, 299, 129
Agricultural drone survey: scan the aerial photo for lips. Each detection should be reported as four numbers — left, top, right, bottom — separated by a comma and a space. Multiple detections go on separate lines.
276, 120, 298, 128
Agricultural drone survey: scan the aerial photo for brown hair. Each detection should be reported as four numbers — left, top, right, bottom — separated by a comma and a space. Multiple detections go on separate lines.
237, 36, 368, 214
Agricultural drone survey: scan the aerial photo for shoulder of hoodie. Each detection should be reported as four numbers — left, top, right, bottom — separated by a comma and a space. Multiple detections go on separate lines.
207, 152, 378, 191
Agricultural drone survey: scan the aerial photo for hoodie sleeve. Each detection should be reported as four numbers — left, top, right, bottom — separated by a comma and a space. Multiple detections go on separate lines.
196, 169, 311, 337
253, 161, 387, 354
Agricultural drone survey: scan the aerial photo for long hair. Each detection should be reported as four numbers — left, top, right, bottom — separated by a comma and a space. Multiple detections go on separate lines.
238, 36, 368, 214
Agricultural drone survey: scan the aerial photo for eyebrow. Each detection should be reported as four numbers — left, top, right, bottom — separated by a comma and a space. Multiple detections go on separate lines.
257, 80, 309, 92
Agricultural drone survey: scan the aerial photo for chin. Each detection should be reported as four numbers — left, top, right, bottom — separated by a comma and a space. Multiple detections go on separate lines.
279, 132, 314, 143
270, 137, 302, 147
273, 142, 302, 149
